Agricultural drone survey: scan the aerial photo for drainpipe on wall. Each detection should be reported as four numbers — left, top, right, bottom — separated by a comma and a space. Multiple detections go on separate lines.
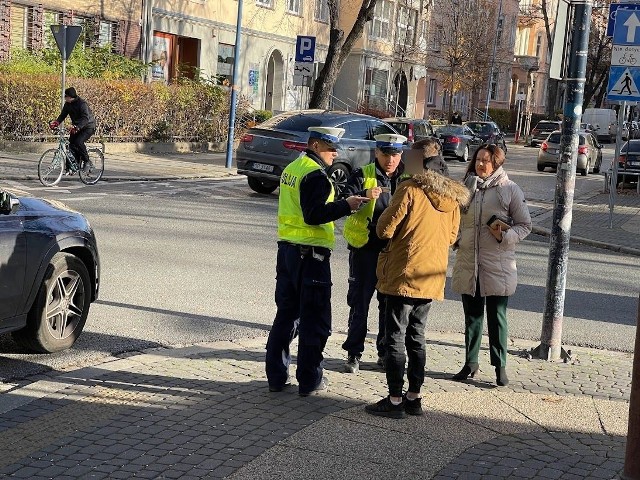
140, 0, 154, 82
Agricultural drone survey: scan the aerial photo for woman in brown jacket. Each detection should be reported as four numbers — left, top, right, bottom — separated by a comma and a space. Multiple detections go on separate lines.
365, 162, 470, 419
451, 144, 532, 386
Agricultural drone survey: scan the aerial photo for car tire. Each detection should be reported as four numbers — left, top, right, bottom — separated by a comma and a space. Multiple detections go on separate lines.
537, 165, 545, 172
328, 163, 350, 195
593, 161, 600, 174
458, 146, 469, 162
12, 253, 91, 353
247, 176, 278, 194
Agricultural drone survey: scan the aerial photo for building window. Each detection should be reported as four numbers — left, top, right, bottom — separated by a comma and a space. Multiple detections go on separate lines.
217, 43, 235, 85
364, 67, 389, 108
287, 0, 302, 14
427, 78, 436, 105
369, 0, 392, 41
315, 0, 329, 22
256, 0, 273, 7
490, 71, 499, 100
535, 33, 543, 58
43, 10, 62, 48
431, 25, 443, 51
496, 15, 504, 44
99, 21, 117, 47
10, 5, 28, 51
396, 6, 417, 47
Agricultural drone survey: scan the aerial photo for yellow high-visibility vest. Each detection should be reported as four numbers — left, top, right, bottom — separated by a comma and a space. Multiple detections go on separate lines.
278, 154, 335, 248
343, 163, 377, 248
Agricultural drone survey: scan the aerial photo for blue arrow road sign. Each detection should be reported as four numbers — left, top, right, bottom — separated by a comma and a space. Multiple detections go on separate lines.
295, 36, 316, 63
608, 3, 640, 37
613, 8, 640, 45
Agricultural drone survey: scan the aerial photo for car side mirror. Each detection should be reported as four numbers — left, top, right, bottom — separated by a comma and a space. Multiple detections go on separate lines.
0, 191, 20, 215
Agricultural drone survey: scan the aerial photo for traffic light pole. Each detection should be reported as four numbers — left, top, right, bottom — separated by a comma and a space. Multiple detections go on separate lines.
225, 0, 243, 169
532, 0, 593, 361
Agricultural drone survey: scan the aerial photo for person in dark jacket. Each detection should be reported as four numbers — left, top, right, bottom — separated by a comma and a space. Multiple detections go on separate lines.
340, 133, 407, 373
411, 137, 449, 177
49, 87, 96, 171
265, 126, 369, 397
450, 112, 463, 125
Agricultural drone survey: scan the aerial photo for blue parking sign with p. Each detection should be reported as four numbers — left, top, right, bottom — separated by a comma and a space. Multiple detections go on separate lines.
295, 36, 316, 63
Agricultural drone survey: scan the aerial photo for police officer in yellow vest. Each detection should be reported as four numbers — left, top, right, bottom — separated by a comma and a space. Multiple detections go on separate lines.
265, 126, 370, 396
341, 133, 407, 373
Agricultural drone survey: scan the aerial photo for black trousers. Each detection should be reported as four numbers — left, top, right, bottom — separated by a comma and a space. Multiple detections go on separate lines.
265, 242, 332, 395
384, 294, 431, 397
341, 247, 386, 358
69, 126, 95, 163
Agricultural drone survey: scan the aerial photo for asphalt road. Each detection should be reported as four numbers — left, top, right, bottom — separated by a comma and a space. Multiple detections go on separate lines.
0, 143, 638, 384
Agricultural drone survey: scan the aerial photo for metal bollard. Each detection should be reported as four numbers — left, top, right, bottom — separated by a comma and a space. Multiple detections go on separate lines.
623, 293, 640, 479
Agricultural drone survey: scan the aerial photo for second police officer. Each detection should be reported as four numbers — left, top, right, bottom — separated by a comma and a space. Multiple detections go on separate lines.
340, 133, 408, 373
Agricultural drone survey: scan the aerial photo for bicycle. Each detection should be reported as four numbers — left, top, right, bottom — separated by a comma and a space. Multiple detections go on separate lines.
38, 126, 105, 186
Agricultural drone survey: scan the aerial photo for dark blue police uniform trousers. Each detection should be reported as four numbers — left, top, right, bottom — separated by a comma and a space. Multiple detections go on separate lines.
341, 247, 386, 358
265, 242, 332, 394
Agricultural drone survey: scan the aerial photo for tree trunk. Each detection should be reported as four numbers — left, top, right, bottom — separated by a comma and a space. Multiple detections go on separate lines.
309, 29, 344, 109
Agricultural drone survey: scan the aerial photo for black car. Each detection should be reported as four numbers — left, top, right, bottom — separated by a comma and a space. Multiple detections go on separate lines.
464, 121, 507, 153
433, 124, 484, 161
236, 110, 398, 194
530, 120, 562, 148
382, 118, 437, 144
617, 140, 640, 186
0, 188, 100, 352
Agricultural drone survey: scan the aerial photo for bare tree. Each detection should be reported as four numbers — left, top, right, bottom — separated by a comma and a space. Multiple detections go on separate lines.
428, 0, 498, 118
583, 5, 611, 108
308, 0, 381, 109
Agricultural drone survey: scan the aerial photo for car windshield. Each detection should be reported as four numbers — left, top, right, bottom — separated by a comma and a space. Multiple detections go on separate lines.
435, 125, 465, 135
259, 113, 324, 131
537, 122, 560, 130
546, 132, 586, 145
388, 123, 409, 136
466, 122, 492, 134
622, 140, 640, 153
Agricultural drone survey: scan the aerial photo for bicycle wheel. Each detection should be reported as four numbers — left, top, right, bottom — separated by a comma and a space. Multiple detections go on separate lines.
79, 148, 105, 185
38, 149, 65, 186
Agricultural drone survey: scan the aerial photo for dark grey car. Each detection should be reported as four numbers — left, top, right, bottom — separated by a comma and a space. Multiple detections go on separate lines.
236, 110, 398, 194
530, 120, 562, 148
0, 188, 100, 353
382, 118, 436, 144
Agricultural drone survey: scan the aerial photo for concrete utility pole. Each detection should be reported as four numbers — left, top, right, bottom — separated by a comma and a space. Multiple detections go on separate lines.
225, 0, 244, 169
532, 0, 593, 361
624, 294, 640, 479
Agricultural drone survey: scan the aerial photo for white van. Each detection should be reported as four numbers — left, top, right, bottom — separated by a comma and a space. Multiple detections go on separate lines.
582, 108, 617, 143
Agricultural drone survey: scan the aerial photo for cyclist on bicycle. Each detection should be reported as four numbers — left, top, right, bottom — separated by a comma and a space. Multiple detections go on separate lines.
49, 87, 96, 172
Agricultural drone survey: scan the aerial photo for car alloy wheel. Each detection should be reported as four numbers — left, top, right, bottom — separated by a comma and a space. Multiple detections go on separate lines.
328, 163, 350, 195
13, 253, 91, 353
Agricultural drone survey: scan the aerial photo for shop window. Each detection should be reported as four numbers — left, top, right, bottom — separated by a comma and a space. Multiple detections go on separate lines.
217, 43, 235, 85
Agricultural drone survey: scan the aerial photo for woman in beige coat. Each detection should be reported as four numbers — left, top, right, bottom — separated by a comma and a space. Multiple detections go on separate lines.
365, 164, 470, 419
451, 144, 531, 386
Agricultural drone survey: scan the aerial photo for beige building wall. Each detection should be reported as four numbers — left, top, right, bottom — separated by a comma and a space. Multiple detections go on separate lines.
148, 0, 330, 111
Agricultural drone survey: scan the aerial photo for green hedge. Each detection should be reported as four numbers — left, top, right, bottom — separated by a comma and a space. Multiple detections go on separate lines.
0, 73, 252, 142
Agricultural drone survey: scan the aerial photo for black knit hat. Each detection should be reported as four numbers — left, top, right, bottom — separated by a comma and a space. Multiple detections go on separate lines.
64, 87, 77, 98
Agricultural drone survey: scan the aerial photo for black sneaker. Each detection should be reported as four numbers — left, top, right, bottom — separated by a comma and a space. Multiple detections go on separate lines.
299, 377, 329, 397
365, 396, 406, 419
376, 355, 385, 368
403, 395, 424, 416
343, 355, 359, 373
268, 377, 291, 392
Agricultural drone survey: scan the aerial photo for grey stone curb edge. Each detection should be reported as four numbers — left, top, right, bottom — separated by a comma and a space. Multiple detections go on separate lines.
532, 225, 640, 257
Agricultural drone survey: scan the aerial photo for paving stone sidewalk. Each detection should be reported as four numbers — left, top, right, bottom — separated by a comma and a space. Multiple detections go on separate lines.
0, 332, 631, 479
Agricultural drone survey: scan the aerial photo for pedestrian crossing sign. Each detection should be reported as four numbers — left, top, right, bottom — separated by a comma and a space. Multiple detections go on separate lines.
607, 65, 640, 101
